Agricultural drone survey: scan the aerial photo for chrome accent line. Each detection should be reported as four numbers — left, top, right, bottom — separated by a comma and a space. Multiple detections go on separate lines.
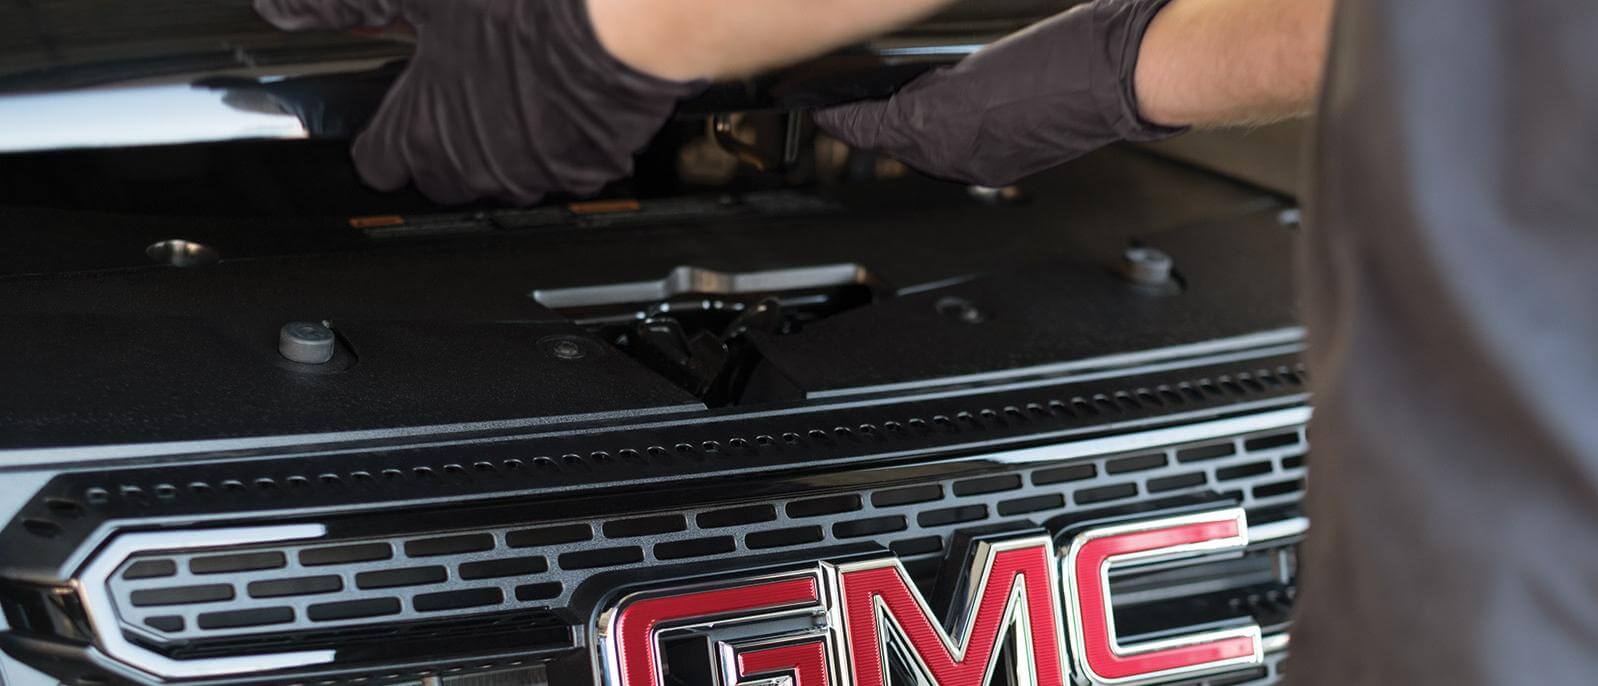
873, 44, 987, 57
1249, 517, 1311, 544
892, 273, 982, 296
988, 406, 1311, 465
75, 525, 333, 679
826, 343, 1307, 412
0, 403, 701, 469
807, 327, 1307, 399
0, 85, 307, 154
1261, 632, 1290, 654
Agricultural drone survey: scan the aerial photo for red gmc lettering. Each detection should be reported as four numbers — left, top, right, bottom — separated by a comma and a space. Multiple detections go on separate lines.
834, 537, 1067, 686
735, 641, 831, 686
1062, 509, 1262, 684
607, 576, 821, 686
600, 509, 1267, 686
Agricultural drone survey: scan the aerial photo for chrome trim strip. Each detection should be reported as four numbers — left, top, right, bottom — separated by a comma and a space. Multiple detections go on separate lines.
75, 525, 333, 679
1261, 632, 1290, 654
1249, 517, 1310, 544
0, 403, 700, 469
988, 406, 1311, 465
808, 328, 1306, 400
0, 85, 307, 154
873, 44, 987, 57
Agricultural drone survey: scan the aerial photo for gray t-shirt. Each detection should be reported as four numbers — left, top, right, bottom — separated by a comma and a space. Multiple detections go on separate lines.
1290, 0, 1598, 683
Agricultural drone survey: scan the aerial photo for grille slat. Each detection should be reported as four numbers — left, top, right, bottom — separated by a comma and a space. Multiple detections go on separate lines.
247, 575, 342, 599
106, 425, 1309, 648
189, 551, 285, 575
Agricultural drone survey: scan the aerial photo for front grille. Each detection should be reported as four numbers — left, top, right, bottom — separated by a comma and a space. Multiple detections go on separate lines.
103, 422, 1308, 654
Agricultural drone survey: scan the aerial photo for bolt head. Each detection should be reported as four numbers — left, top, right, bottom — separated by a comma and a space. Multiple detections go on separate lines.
551, 340, 584, 360
1122, 247, 1174, 286
540, 335, 592, 361
279, 321, 335, 364
936, 297, 987, 324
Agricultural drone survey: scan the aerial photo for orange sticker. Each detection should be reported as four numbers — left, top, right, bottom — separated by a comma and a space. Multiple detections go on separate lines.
349, 215, 406, 229
567, 199, 641, 215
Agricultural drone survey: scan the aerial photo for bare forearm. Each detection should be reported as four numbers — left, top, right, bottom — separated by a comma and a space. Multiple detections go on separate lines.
589, 0, 956, 81
1134, 0, 1335, 127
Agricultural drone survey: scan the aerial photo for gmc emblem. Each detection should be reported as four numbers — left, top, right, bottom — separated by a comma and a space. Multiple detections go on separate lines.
596, 508, 1265, 686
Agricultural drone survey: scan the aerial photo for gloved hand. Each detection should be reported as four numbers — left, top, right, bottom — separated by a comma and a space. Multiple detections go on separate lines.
255, 0, 706, 205
814, 0, 1186, 188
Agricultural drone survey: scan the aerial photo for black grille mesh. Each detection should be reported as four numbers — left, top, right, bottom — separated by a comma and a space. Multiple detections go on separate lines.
106, 424, 1308, 647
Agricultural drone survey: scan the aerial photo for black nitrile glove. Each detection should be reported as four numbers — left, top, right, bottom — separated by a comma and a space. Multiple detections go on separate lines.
255, 0, 706, 205
814, 0, 1186, 187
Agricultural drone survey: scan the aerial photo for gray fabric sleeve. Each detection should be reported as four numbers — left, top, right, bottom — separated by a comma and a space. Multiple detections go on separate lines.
256, 0, 705, 205
1292, 1, 1598, 683
814, 0, 1185, 187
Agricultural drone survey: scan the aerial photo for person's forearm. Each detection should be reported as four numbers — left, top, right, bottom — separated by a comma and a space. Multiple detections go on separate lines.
1134, 0, 1335, 127
588, 0, 956, 81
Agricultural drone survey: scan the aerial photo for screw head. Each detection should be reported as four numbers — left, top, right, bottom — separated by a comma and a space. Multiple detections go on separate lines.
540, 335, 591, 361
967, 185, 1026, 205
146, 239, 219, 268
936, 297, 987, 324
279, 321, 335, 364
551, 340, 584, 360
1122, 247, 1174, 286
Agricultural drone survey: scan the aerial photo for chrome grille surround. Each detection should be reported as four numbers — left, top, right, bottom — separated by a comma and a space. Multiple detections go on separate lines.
75, 525, 335, 679
77, 407, 1310, 682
